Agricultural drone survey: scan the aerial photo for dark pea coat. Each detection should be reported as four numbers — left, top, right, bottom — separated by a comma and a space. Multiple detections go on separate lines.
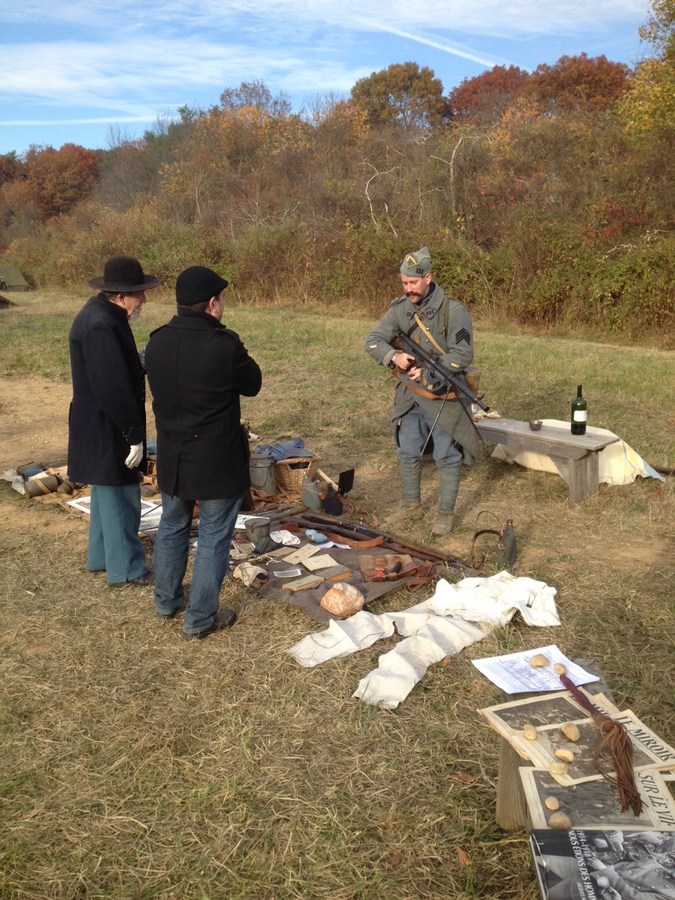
144, 310, 262, 500
68, 294, 146, 486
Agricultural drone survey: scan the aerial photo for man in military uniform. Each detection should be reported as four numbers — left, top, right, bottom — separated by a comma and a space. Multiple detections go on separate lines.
365, 247, 480, 535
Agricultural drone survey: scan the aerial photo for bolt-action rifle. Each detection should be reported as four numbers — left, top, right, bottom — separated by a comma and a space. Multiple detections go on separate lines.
391, 330, 490, 412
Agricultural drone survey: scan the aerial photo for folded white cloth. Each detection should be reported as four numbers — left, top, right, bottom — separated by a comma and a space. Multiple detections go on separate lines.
232, 562, 268, 587
287, 572, 559, 707
287, 612, 395, 668
270, 529, 301, 545
429, 571, 560, 628
353, 618, 487, 709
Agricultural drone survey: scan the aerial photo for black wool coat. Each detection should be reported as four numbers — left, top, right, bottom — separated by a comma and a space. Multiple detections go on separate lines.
144, 310, 262, 500
68, 295, 146, 486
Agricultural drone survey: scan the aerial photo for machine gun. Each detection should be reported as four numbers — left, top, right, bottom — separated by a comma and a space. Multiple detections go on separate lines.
391, 330, 489, 412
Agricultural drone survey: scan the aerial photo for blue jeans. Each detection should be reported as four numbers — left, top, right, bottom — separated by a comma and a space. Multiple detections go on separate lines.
396, 405, 462, 467
153, 493, 243, 634
87, 483, 149, 585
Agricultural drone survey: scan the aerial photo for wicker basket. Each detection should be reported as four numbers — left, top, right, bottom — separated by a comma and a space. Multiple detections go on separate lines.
274, 455, 319, 493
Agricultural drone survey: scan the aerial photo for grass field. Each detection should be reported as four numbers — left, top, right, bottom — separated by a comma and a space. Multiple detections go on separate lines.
1, 292, 673, 899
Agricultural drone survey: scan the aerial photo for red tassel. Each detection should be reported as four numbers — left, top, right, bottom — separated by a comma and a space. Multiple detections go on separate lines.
559, 675, 642, 816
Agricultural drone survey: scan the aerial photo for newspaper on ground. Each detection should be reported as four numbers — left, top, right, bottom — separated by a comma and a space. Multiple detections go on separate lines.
472, 645, 597, 694
520, 766, 675, 831
479, 690, 675, 786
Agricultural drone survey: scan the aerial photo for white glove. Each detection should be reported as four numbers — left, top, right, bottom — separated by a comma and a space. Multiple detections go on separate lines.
124, 442, 143, 469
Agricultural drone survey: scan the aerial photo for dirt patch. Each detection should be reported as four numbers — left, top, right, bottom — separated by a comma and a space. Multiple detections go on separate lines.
0, 374, 157, 472
0, 376, 72, 472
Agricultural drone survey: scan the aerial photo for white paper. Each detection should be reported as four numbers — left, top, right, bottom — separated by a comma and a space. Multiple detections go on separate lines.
270, 529, 301, 546
472, 645, 597, 694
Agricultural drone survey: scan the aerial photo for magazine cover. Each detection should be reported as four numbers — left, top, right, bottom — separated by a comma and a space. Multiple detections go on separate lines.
521, 768, 675, 831
530, 828, 675, 899
479, 691, 675, 786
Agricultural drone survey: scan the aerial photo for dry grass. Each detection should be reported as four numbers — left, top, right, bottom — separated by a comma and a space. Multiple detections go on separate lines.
1, 295, 674, 898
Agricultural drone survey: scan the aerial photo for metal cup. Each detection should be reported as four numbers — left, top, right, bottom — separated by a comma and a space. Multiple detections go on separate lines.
244, 517, 271, 543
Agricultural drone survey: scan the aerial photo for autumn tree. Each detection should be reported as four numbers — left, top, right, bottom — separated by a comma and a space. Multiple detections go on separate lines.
618, 0, 675, 135
351, 62, 451, 130
0, 151, 23, 186
220, 80, 291, 121
525, 53, 630, 113
23, 144, 101, 220
448, 65, 530, 124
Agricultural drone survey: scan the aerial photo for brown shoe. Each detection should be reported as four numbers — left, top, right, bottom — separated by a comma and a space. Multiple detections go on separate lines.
431, 511, 455, 536
383, 502, 425, 526
182, 608, 237, 641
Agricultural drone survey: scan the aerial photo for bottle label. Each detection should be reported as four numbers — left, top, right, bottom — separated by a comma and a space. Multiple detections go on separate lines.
572, 411, 587, 422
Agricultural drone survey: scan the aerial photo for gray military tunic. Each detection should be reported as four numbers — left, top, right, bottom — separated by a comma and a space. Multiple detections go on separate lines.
365, 283, 482, 463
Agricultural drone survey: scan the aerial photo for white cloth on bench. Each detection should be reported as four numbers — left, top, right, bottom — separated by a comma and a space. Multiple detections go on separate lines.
490, 419, 664, 486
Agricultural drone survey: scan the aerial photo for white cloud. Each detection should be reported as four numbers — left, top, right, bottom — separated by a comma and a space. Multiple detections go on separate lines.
0, 0, 647, 38
0, 0, 647, 146
0, 37, 360, 110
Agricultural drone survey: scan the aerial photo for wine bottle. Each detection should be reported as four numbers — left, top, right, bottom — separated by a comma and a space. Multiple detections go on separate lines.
571, 384, 587, 435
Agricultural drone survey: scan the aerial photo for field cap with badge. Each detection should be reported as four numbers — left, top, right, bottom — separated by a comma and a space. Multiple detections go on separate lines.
400, 246, 431, 277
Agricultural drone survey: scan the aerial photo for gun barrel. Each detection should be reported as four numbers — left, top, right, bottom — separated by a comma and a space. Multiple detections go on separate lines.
393, 332, 489, 411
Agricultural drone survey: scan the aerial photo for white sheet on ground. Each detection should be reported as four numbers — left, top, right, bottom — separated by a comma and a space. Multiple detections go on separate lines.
286, 572, 559, 708
490, 419, 664, 486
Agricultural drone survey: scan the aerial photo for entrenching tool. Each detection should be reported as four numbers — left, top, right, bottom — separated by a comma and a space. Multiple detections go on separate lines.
317, 468, 355, 516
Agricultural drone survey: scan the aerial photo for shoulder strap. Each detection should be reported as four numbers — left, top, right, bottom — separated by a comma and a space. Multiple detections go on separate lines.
413, 313, 445, 356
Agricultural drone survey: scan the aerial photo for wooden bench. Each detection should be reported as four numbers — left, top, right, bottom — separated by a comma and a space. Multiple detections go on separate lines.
474, 418, 620, 503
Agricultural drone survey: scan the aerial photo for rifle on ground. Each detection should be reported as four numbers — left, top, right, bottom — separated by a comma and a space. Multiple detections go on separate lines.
391, 331, 489, 412
281, 511, 480, 577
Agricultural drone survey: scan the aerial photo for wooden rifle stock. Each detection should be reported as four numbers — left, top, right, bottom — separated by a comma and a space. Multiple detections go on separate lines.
281, 511, 479, 576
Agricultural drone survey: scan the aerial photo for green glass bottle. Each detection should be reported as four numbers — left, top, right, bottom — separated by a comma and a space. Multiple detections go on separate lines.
571, 384, 587, 435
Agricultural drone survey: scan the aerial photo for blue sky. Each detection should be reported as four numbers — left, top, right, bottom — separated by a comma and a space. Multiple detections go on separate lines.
1, 0, 650, 156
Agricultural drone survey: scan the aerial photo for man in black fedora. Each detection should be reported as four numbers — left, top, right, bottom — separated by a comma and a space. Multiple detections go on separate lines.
68, 255, 160, 587
144, 265, 262, 640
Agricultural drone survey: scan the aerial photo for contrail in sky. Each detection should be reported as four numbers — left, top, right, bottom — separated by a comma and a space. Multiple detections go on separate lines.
354, 19, 501, 69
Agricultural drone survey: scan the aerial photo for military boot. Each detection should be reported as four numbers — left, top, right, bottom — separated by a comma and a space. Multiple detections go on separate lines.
384, 460, 423, 526
430, 510, 455, 536
384, 501, 425, 526
431, 464, 460, 535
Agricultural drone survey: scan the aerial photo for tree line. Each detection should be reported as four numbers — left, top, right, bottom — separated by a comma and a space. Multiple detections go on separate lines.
0, 0, 673, 338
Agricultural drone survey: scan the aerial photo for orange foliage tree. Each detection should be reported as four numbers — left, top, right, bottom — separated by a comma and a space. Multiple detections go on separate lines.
448, 65, 530, 124
351, 62, 451, 130
24, 144, 101, 220
525, 53, 631, 113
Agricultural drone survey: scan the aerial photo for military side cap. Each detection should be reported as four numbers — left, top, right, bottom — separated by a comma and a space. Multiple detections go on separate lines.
400, 247, 431, 277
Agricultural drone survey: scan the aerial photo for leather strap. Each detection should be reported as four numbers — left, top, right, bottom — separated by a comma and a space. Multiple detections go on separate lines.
468, 528, 502, 570
413, 313, 446, 355
391, 368, 457, 401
